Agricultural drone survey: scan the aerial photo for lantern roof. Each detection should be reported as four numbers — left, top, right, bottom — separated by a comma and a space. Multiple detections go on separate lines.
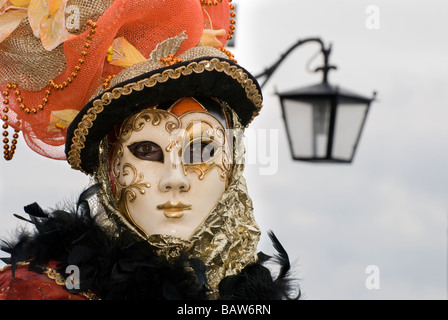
277, 82, 375, 103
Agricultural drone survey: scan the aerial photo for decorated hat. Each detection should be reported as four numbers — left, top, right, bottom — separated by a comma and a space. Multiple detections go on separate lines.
0, 0, 263, 174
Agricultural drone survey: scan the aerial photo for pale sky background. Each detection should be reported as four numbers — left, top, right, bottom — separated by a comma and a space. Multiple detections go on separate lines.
1, 0, 447, 300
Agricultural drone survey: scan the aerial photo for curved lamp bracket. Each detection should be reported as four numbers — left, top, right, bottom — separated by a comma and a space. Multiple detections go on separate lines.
255, 37, 337, 88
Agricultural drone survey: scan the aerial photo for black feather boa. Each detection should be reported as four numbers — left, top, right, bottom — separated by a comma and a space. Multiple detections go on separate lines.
1, 185, 300, 300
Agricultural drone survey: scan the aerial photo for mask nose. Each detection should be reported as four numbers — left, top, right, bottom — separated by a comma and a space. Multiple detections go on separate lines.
159, 160, 190, 192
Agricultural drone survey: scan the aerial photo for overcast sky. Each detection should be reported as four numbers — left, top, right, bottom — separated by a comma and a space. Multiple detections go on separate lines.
1, 0, 447, 300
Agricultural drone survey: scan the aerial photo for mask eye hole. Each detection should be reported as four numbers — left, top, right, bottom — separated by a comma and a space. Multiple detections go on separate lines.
184, 141, 218, 164
128, 141, 164, 162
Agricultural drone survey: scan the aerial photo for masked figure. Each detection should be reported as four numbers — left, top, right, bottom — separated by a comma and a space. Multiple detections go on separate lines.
0, 0, 299, 300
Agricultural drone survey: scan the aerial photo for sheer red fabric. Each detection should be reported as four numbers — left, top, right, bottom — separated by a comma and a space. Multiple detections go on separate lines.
1, 0, 231, 160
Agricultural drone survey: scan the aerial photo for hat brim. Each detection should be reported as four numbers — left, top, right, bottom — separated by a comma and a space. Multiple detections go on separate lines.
65, 56, 263, 174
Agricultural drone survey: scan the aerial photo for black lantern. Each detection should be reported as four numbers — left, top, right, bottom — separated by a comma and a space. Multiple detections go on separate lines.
278, 82, 375, 163
256, 37, 376, 163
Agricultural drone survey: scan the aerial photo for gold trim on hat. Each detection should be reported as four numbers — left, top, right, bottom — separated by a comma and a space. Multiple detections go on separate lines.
67, 58, 262, 173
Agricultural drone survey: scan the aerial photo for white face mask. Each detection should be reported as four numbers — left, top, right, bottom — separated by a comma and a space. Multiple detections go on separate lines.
111, 107, 231, 240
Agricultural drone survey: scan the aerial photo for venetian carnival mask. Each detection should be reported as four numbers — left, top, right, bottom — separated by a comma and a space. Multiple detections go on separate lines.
92, 96, 260, 294
110, 97, 232, 239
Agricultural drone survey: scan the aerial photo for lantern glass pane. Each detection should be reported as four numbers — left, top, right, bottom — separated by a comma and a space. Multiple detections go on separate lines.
332, 102, 368, 161
282, 98, 331, 159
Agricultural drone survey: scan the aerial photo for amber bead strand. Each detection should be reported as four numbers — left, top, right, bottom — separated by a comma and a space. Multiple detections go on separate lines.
2, 84, 20, 161
102, 74, 116, 90
223, 0, 237, 62
200, 0, 223, 6
1, 20, 98, 160
228, 0, 236, 41
219, 47, 237, 63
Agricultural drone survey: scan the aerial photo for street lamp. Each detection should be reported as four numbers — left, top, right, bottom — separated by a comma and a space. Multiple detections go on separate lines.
256, 38, 376, 163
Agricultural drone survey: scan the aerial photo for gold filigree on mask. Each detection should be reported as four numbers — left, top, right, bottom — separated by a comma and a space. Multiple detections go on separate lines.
181, 117, 231, 183
119, 108, 173, 143
120, 108, 230, 182
112, 143, 150, 236
114, 162, 151, 203
113, 108, 173, 200
112, 110, 171, 235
